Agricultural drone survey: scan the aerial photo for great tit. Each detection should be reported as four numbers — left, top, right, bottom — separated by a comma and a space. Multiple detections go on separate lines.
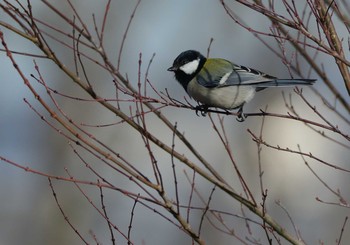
167, 50, 316, 121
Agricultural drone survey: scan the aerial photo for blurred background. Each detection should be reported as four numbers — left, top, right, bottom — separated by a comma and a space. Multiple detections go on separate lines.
1, 0, 349, 244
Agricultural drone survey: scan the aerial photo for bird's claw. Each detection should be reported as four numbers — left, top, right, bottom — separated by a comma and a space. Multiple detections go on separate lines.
194, 104, 246, 121
236, 106, 246, 122
195, 105, 209, 117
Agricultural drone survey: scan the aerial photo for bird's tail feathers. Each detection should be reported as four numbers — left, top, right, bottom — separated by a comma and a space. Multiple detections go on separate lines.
257, 78, 316, 88
276, 78, 315, 85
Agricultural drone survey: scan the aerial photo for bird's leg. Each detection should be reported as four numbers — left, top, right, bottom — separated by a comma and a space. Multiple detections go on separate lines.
195, 104, 209, 116
236, 105, 246, 122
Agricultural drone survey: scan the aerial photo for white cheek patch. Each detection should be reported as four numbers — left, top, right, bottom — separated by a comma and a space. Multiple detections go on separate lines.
179, 58, 200, 75
219, 71, 232, 85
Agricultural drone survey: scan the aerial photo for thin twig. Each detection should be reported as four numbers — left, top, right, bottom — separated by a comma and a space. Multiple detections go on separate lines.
48, 178, 89, 245
128, 194, 140, 245
98, 180, 116, 245
336, 216, 348, 245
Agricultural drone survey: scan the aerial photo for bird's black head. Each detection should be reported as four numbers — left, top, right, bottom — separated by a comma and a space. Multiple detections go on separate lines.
167, 50, 206, 90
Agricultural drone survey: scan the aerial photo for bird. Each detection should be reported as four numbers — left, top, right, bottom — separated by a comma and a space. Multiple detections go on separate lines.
167, 50, 316, 121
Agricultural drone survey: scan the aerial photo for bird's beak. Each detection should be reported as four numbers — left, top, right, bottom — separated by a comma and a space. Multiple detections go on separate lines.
167, 66, 177, 72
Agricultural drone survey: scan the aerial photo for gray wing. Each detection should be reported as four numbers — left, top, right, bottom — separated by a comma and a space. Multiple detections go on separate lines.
197, 64, 276, 88
197, 64, 315, 88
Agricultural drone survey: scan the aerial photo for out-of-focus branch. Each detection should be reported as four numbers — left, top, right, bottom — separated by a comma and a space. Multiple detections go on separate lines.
316, 0, 350, 95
